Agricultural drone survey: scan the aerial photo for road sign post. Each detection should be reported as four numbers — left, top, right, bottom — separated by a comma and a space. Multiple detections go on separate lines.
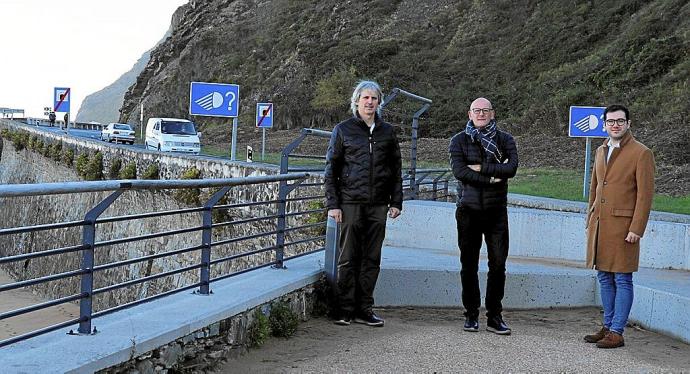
256, 103, 273, 161
568, 106, 607, 199
54, 87, 71, 134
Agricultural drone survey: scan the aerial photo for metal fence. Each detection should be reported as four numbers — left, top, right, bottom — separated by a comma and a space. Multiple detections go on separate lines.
0, 173, 325, 347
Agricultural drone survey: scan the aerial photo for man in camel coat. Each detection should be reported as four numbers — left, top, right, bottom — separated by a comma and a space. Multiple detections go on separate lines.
583, 104, 655, 349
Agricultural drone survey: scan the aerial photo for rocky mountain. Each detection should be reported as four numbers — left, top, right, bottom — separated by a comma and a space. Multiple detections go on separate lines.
117, 0, 689, 188
75, 50, 152, 124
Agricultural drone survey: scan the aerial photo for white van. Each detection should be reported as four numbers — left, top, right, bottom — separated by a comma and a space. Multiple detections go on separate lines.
145, 118, 201, 155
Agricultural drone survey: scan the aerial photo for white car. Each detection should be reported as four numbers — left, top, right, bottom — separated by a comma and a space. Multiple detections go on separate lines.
101, 123, 135, 144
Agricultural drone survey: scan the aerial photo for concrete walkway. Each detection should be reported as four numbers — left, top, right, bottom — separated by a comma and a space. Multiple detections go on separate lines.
225, 307, 690, 373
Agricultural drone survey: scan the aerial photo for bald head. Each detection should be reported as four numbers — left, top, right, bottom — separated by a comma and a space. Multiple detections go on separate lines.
468, 97, 495, 129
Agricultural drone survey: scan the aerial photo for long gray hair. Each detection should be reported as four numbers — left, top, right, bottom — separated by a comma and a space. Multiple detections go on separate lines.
350, 80, 383, 117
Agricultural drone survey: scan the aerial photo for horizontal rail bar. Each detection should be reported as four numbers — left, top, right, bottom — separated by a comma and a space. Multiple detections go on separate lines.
210, 260, 279, 284
0, 269, 87, 292
92, 244, 206, 272
289, 154, 327, 160
0, 173, 310, 198
285, 195, 324, 203
295, 182, 325, 187
283, 235, 326, 247
91, 282, 201, 320
92, 263, 202, 296
209, 245, 278, 266
283, 247, 325, 261
0, 292, 86, 320
212, 229, 280, 247
0, 244, 88, 265
212, 214, 278, 229
284, 208, 325, 218
0, 316, 86, 348
284, 221, 325, 233
300, 128, 332, 138
0, 220, 85, 236
214, 199, 281, 211
288, 167, 325, 173
94, 225, 204, 248
96, 206, 205, 224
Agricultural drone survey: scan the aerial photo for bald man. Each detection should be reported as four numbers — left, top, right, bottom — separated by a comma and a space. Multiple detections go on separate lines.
449, 97, 519, 335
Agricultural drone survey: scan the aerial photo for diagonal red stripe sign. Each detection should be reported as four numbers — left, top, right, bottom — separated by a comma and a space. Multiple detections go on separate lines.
54, 88, 70, 112
257, 104, 272, 127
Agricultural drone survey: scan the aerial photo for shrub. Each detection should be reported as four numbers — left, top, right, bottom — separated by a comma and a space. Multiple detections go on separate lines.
141, 164, 160, 180
305, 200, 327, 236
109, 159, 122, 179
119, 162, 137, 179
11, 132, 28, 151
84, 152, 104, 180
51, 142, 62, 162
246, 309, 270, 348
269, 301, 299, 338
62, 148, 74, 166
0, 129, 10, 138
174, 167, 201, 205
75, 154, 89, 178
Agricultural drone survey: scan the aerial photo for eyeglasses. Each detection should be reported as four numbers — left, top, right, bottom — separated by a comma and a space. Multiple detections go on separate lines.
605, 118, 628, 126
471, 108, 494, 115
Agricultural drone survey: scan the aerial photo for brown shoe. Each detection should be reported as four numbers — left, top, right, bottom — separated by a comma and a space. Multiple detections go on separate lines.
583, 327, 608, 343
596, 331, 625, 348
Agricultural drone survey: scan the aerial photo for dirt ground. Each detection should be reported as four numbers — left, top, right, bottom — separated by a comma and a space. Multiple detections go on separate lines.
0, 269, 79, 342
219, 307, 690, 373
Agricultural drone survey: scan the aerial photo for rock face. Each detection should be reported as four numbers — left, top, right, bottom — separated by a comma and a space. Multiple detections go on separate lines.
75, 50, 152, 124
116, 0, 689, 173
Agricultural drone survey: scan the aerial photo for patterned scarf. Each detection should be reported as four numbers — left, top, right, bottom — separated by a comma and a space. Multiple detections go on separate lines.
465, 119, 502, 162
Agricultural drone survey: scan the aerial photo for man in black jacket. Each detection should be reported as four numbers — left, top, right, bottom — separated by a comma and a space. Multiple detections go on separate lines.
449, 97, 518, 335
325, 80, 403, 327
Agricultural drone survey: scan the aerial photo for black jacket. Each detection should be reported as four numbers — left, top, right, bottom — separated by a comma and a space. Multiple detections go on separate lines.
325, 115, 403, 210
448, 129, 518, 210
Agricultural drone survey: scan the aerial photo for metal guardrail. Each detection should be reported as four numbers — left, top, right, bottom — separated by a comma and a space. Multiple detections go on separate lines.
0, 173, 326, 347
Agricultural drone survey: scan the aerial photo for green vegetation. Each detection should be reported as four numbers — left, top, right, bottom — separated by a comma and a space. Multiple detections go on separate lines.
174, 167, 202, 205
75, 154, 89, 177
141, 164, 160, 180
305, 200, 327, 236
509, 168, 690, 215
268, 301, 299, 338
62, 148, 74, 166
83, 152, 104, 181
119, 162, 137, 179
109, 159, 123, 179
246, 309, 270, 348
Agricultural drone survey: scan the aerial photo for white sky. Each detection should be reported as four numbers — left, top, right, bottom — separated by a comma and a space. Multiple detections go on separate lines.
0, 0, 188, 118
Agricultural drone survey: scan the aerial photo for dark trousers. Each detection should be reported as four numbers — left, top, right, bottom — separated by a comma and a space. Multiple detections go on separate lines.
336, 204, 389, 314
455, 206, 509, 319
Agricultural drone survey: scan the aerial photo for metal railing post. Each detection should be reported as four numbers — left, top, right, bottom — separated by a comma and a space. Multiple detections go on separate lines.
79, 190, 123, 334
199, 186, 231, 295
324, 216, 340, 288
275, 178, 306, 269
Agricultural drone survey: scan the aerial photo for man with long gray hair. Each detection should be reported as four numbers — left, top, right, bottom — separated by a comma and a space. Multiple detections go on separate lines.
325, 80, 403, 327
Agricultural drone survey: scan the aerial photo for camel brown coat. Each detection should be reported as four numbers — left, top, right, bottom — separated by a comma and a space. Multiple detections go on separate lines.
585, 131, 655, 273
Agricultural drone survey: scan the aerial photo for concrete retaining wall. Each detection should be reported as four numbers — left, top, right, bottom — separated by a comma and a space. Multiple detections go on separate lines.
385, 200, 690, 270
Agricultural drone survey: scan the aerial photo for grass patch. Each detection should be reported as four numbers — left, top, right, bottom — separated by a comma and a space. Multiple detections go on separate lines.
509, 168, 690, 215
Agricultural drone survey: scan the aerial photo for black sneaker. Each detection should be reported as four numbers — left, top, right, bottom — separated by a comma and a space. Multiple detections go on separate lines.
354, 311, 384, 327
486, 315, 511, 335
334, 315, 351, 326
463, 318, 479, 332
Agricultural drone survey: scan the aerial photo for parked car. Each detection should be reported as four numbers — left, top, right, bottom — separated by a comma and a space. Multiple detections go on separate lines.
145, 118, 201, 155
101, 123, 135, 144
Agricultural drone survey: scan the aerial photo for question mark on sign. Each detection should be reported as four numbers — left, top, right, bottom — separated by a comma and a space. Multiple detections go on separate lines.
225, 92, 236, 112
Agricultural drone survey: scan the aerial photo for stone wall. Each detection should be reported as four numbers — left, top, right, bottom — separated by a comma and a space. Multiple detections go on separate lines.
99, 284, 322, 374
0, 119, 326, 310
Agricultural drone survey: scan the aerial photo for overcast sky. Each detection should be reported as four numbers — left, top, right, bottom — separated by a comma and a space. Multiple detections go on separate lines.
0, 0, 188, 118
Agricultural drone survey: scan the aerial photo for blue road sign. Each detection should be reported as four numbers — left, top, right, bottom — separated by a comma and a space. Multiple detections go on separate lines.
189, 82, 239, 117
256, 103, 273, 128
569, 106, 607, 137
54, 87, 70, 113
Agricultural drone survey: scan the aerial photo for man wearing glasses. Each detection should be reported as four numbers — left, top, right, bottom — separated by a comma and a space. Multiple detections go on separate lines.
584, 104, 655, 348
449, 97, 518, 335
